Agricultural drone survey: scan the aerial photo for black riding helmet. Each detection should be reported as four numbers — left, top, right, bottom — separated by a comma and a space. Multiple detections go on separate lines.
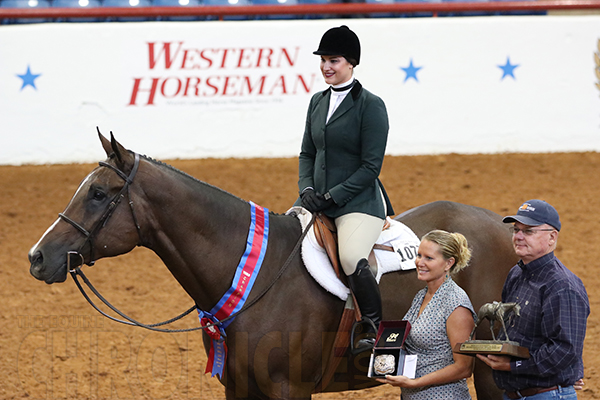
313, 25, 361, 66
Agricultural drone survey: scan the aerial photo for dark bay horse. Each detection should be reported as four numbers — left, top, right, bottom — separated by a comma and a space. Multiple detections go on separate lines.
28, 133, 518, 400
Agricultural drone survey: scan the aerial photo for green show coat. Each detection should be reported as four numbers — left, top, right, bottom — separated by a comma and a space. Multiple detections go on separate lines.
297, 81, 395, 219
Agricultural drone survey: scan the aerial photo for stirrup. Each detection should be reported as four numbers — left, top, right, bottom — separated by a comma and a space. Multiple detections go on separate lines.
350, 316, 378, 355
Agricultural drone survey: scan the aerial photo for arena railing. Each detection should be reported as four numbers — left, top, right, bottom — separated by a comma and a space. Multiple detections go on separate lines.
0, 0, 599, 20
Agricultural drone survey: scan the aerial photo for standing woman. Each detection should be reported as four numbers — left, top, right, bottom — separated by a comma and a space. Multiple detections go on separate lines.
296, 25, 394, 350
377, 230, 476, 399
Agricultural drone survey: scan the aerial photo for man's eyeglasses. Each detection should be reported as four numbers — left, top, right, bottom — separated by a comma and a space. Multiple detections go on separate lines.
509, 227, 555, 236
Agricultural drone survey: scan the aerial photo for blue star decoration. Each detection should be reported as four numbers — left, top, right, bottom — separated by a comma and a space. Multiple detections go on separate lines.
17, 65, 42, 91
498, 57, 519, 80
400, 59, 423, 83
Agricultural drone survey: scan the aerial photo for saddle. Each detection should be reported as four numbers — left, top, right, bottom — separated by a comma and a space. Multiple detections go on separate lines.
312, 212, 393, 280
311, 212, 394, 392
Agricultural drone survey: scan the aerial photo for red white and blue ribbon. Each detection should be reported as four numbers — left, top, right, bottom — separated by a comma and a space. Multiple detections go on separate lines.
197, 201, 269, 379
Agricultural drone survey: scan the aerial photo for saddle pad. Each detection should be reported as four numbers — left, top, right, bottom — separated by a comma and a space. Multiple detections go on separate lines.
286, 207, 419, 301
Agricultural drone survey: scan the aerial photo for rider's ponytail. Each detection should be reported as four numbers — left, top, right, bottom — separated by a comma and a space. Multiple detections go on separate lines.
422, 230, 472, 275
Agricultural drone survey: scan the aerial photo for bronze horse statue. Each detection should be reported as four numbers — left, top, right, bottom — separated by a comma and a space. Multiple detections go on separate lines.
471, 301, 522, 342
28, 133, 518, 400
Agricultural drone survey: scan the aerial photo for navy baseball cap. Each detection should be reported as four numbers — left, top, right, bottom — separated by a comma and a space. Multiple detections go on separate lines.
502, 199, 561, 231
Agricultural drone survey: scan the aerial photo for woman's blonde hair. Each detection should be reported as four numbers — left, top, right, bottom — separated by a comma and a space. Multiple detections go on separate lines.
422, 230, 472, 275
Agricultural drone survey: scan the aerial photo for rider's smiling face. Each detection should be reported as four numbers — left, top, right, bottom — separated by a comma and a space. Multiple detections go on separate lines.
320, 55, 353, 87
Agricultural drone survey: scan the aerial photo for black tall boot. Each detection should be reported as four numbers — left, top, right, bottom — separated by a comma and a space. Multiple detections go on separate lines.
347, 258, 383, 352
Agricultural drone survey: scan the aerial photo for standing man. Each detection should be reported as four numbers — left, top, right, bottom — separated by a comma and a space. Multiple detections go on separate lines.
477, 199, 589, 400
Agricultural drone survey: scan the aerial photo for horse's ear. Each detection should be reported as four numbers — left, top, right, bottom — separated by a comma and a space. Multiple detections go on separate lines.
108, 132, 133, 170
98, 127, 113, 157
110, 132, 122, 162
98, 128, 132, 169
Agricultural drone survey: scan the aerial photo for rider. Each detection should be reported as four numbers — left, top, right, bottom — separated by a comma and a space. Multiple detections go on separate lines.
296, 25, 394, 349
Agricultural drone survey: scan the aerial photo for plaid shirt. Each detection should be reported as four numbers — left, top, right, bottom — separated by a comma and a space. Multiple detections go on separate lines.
492, 252, 590, 391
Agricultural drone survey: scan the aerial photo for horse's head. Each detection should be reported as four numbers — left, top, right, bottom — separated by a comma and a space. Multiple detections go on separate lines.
29, 130, 143, 284
511, 303, 521, 317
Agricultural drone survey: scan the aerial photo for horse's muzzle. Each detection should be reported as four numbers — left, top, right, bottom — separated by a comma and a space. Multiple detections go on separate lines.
28, 250, 68, 284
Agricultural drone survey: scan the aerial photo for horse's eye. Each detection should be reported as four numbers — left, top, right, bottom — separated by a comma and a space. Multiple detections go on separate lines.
92, 190, 106, 201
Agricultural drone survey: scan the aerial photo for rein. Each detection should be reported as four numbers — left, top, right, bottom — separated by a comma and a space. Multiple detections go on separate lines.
63, 152, 315, 334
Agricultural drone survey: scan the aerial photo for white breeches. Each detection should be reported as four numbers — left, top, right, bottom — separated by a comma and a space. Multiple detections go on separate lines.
335, 212, 385, 276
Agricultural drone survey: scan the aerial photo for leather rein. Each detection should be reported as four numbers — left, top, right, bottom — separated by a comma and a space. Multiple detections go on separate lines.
60, 152, 314, 334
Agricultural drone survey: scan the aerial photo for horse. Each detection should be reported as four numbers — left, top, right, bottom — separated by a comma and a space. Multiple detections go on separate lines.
28, 132, 518, 400
471, 302, 522, 342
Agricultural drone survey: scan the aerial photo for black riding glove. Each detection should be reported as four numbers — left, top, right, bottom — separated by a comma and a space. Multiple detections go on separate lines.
301, 189, 334, 213
300, 189, 320, 212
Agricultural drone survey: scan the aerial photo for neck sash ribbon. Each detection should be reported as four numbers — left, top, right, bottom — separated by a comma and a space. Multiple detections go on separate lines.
197, 202, 270, 378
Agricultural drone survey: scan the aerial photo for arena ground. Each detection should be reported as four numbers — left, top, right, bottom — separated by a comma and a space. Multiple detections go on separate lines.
1, 151, 598, 399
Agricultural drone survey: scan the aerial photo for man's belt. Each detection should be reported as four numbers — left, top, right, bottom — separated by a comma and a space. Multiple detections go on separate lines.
505, 386, 559, 399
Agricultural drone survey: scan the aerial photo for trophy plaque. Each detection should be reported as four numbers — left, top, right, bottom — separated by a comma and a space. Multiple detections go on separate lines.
454, 301, 530, 359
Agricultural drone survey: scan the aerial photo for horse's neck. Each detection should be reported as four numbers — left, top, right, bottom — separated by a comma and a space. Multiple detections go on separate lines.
138, 161, 251, 309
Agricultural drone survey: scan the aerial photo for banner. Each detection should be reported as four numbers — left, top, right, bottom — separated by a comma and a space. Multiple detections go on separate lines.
1, 17, 599, 164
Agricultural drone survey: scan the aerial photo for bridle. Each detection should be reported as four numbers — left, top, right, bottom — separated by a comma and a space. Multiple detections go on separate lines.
57, 151, 314, 333
59, 152, 201, 333
59, 152, 142, 268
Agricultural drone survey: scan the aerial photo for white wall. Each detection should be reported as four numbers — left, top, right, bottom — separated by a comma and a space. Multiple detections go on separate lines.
1, 16, 599, 165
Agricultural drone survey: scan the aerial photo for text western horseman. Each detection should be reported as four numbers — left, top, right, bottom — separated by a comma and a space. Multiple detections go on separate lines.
129, 42, 318, 106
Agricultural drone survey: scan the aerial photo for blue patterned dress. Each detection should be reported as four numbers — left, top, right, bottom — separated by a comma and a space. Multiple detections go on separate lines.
401, 278, 476, 400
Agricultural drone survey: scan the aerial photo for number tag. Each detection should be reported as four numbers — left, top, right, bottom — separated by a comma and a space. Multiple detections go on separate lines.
391, 240, 419, 270
372, 219, 420, 272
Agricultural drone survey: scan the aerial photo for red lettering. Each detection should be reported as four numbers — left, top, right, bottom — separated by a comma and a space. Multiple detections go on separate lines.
204, 76, 220, 96
293, 73, 316, 94
222, 76, 240, 96
183, 77, 202, 96
180, 49, 190, 69
129, 70, 311, 104
147, 42, 183, 70
182, 50, 212, 70
129, 77, 160, 106
242, 76, 266, 95
219, 49, 233, 69
278, 47, 299, 67
268, 75, 287, 95
199, 49, 214, 69
237, 48, 255, 68
160, 77, 182, 98
256, 48, 274, 68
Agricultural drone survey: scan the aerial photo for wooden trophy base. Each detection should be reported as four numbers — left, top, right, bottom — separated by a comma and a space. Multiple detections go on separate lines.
454, 340, 530, 359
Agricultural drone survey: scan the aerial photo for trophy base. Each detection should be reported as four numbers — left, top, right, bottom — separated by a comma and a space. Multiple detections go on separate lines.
454, 340, 530, 359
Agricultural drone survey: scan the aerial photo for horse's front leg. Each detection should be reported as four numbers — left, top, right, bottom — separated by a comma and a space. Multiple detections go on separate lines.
469, 320, 479, 340
499, 318, 509, 341
489, 321, 496, 341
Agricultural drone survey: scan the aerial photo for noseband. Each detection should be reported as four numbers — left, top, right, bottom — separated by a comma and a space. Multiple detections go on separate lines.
59, 152, 142, 269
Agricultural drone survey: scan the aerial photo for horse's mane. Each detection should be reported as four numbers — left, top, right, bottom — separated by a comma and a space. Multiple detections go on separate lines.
140, 154, 247, 204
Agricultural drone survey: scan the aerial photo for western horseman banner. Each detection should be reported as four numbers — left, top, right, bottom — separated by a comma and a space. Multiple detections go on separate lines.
128, 42, 313, 106
1, 17, 599, 165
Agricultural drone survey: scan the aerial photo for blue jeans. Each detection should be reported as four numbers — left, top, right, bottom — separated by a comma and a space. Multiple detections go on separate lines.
503, 386, 577, 400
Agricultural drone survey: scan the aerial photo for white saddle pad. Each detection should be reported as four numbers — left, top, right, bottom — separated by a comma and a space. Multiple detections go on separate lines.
286, 207, 419, 301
